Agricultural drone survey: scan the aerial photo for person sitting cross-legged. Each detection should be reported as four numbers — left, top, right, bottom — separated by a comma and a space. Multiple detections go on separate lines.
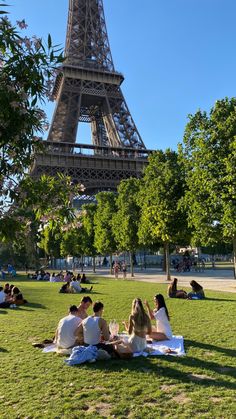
70, 277, 93, 294
77, 296, 93, 320
188, 280, 205, 299
76, 301, 117, 357
122, 298, 152, 353
54, 305, 82, 350
145, 294, 173, 341
59, 282, 71, 294
0, 286, 11, 308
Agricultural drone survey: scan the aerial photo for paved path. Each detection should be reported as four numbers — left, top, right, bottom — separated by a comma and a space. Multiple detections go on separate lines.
89, 268, 236, 293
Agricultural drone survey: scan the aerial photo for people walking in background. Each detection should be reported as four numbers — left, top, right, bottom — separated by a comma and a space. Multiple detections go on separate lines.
114, 262, 119, 279
122, 262, 127, 279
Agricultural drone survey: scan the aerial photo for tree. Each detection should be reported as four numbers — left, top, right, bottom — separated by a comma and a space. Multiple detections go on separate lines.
138, 150, 188, 280
94, 192, 117, 273
81, 204, 98, 272
0, 3, 63, 218
113, 178, 141, 277
38, 225, 62, 266
0, 173, 82, 266
179, 97, 236, 277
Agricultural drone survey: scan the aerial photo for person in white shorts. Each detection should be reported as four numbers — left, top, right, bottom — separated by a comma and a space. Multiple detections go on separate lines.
123, 298, 152, 352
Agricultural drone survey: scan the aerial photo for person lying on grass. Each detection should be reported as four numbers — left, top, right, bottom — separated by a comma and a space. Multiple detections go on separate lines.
167, 278, 187, 299
54, 305, 82, 350
145, 294, 173, 341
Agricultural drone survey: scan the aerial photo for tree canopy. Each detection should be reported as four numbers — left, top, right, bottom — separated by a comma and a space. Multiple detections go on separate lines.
180, 97, 236, 276
138, 150, 188, 279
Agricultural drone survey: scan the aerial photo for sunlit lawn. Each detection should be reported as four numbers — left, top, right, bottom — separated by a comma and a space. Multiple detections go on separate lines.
0, 274, 236, 418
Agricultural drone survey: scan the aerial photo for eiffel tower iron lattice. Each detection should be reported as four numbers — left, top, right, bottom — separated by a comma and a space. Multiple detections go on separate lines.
32, 0, 152, 194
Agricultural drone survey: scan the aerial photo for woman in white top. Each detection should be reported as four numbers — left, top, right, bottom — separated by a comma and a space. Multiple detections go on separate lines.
145, 294, 172, 340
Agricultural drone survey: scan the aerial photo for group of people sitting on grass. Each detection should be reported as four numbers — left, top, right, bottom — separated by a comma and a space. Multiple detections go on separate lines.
168, 278, 205, 300
53, 293, 172, 358
59, 275, 93, 294
27, 269, 91, 285
0, 283, 27, 308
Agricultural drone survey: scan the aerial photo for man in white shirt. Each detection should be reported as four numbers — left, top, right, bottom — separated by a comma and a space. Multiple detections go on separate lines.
54, 305, 82, 349
70, 278, 93, 294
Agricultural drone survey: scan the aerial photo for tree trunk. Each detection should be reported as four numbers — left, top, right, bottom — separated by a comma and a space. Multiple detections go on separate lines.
110, 254, 113, 274
92, 256, 96, 273
130, 251, 134, 277
233, 236, 236, 279
161, 243, 167, 272
165, 242, 171, 281
81, 255, 84, 272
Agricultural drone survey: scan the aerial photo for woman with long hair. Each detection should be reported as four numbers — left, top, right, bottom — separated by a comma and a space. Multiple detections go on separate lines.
188, 280, 205, 299
145, 294, 172, 340
123, 298, 152, 352
168, 278, 187, 299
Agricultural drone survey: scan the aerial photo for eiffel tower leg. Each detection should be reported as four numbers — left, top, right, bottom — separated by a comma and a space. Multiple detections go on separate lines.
103, 88, 145, 149
47, 80, 83, 144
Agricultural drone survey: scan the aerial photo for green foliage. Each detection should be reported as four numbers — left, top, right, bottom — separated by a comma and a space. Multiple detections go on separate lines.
94, 192, 117, 255
138, 150, 188, 245
113, 178, 141, 252
38, 225, 61, 259
81, 203, 97, 257
0, 5, 64, 217
180, 97, 236, 273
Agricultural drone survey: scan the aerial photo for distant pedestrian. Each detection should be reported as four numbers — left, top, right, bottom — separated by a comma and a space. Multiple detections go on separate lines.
114, 262, 119, 279
122, 262, 127, 279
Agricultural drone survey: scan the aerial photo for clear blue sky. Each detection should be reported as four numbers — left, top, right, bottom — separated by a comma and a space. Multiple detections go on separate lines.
9, 0, 236, 151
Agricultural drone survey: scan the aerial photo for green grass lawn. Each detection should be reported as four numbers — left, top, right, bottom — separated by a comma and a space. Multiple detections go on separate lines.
1, 275, 236, 418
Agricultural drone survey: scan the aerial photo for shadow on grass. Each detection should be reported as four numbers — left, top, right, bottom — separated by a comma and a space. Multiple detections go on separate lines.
0, 310, 8, 314
15, 303, 47, 311
205, 297, 236, 302
80, 355, 236, 390
0, 347, 8, 353
185, 339, 236, 358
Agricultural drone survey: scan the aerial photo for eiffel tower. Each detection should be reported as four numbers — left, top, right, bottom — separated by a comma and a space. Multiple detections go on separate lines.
32, 0, 152, 194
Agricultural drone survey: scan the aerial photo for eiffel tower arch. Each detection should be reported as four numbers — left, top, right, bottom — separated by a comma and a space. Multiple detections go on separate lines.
32, 0, 152, 194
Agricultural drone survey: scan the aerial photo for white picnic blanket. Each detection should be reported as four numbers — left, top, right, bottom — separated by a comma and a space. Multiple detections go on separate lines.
42, 343, 57, 353
133, 335, 185, 357
42, 335, 185, 357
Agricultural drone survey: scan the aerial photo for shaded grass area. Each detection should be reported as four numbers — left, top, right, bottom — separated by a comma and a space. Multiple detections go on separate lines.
0, 275, 236, 418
